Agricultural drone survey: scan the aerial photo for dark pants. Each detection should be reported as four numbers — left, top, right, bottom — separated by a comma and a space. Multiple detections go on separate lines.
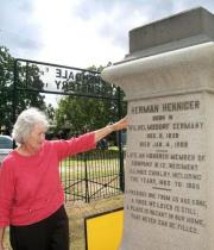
10, 205, 69, 250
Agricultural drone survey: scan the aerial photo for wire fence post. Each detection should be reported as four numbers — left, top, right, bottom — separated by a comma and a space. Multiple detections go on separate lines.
84, 153, 90, 203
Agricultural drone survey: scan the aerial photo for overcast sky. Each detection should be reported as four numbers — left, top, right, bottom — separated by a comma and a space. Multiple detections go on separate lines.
0, 0, 214, 68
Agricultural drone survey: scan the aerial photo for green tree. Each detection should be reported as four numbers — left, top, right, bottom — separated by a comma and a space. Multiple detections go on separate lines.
0, 46, 14, 134
0, 46, 47, 134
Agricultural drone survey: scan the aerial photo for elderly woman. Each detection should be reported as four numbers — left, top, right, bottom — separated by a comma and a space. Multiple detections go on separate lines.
0, 107, 127, 250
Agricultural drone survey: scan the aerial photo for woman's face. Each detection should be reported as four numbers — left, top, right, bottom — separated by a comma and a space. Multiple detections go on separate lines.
24, 123, 46, 153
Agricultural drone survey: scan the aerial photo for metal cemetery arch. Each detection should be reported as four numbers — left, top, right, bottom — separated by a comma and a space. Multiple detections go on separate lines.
13, 58, 125, 202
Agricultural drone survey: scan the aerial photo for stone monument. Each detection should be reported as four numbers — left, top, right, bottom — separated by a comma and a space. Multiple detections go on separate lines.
102, 7, 214, 250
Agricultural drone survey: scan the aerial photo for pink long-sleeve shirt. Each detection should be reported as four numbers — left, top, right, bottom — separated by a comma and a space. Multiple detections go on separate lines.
0, 132, 96, 227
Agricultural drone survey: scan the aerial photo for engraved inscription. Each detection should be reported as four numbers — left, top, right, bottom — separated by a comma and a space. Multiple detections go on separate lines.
126, 96, 206, 235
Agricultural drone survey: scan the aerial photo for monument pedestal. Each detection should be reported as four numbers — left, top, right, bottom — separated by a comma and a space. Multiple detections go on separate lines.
102, 8, 214, 250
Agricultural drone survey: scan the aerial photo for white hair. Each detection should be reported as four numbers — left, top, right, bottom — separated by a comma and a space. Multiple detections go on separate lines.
12, 107, 49, 144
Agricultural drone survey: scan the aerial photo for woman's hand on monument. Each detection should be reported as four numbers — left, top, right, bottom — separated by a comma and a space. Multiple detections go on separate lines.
94, 116, 128, 143
110, 116, 128, 132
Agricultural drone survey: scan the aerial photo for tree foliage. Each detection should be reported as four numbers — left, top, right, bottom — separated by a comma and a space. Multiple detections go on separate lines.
0, 46, 47, 134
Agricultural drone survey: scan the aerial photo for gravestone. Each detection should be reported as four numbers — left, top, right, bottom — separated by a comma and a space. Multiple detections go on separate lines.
102, 7, 214, 250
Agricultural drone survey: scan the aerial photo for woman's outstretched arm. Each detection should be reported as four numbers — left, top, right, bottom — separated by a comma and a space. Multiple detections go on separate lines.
94, 117, 128, 143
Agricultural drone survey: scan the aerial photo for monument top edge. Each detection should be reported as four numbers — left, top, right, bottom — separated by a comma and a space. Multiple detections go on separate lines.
101, 42, 214, 79
128, 7, 214, 57
129, 7, 212, 33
